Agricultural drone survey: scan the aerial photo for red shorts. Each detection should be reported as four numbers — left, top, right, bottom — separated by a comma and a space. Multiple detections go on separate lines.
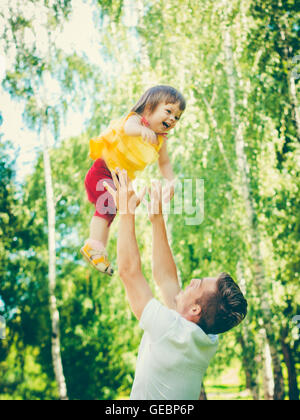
84, 159, 117, 227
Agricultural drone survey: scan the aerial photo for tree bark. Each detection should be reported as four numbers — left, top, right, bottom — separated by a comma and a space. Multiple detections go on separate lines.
278, 22, 300, 141
262, 332, 274, 400
281, 328, 299, 401
223, 26, 285, 400
201, 93, 234, 177
236, 261, 260, 400
288, 69, 300, 141
42, 123, 68, 401
238, 333, 260, 400
136, 0, 150, 69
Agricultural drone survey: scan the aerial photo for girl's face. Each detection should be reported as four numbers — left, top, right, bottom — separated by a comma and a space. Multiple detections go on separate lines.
144, 101, 183, 133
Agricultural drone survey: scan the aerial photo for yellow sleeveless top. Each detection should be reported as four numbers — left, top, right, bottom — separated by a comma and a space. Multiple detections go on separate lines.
89, 112, 165, 180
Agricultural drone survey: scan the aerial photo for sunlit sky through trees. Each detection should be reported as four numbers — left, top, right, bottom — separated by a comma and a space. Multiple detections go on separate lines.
0, 0, 140, 181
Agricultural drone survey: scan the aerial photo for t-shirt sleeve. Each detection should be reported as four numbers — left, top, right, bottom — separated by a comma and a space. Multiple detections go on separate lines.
139, 298, 177, 342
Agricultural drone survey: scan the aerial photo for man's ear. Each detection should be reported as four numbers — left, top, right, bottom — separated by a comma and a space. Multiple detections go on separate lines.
188, 304, 201, 323
191, 304, 201, 317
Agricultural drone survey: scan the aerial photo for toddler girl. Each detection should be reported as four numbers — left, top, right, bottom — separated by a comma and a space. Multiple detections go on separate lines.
81, 85, 186, 275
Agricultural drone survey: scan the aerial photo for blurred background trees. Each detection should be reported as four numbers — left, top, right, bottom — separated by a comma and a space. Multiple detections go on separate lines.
0, 0, 299, 400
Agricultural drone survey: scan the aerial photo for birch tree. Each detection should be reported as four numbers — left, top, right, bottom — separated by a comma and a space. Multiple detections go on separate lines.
1, 1, 70, 400
222, 22, 285, 399
41, 105, 68, 400
1, 0, 94, 399
1, 0, 298, 400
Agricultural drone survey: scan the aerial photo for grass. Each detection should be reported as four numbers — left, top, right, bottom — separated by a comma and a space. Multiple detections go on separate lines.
205, 385, 252, 400
204, 361, 253, 400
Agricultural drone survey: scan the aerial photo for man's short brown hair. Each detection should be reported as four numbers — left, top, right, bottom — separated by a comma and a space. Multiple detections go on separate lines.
197, 273, 248, 335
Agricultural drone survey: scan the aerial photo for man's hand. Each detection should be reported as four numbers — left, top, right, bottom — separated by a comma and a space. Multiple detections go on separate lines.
103, 169, 146, 215
147, 179, 176, 222
163, 179, 176, 204
147, 180, 163, 223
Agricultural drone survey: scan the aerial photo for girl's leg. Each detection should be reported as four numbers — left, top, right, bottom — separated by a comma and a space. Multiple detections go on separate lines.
89, 216, 110, 247
81, 215, 114, 276
82, 160, 116, 275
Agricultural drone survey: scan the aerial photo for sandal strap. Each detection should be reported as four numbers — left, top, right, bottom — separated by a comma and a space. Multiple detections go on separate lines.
83, 243, 111, 270
93, 256, 110, 268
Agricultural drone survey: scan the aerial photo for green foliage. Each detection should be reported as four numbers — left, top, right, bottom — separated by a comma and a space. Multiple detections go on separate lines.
0, 0, 299, 400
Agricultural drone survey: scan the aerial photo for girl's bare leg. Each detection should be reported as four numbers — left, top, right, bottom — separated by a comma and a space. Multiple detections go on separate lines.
89, 216, 110, 247
81, 216, 113, 275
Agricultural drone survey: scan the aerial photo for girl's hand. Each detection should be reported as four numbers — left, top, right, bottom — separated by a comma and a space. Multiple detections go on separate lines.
141, 126, 159, 145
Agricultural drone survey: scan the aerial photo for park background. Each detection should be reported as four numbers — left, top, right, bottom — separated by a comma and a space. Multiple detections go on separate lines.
0, 0, 299, 400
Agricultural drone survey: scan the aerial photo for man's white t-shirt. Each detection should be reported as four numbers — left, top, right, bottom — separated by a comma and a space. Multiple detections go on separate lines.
130, 298, 218, 400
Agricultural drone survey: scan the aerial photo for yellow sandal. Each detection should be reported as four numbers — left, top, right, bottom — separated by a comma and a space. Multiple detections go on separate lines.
80, 241, 114, 276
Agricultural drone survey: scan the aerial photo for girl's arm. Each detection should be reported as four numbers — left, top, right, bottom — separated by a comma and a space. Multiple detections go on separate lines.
124, 115, 143, 136
124, 115, 158, 144
158, 140, 175, 182
158, 141, 176, 202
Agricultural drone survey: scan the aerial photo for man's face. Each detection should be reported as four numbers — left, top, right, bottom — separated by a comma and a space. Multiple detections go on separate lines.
175, 278, 218, 322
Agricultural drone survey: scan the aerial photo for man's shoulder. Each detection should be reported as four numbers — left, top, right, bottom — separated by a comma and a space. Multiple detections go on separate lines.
139, 298, 179, 340
141, 298, 176, 322
148, 300, 219, 347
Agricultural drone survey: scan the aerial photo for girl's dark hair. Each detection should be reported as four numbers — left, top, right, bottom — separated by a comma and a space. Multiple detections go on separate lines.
197, 273, 248, 335
131, 85, 186, 115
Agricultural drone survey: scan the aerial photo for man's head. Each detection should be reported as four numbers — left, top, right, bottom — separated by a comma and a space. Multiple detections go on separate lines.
175, 273, 248, 335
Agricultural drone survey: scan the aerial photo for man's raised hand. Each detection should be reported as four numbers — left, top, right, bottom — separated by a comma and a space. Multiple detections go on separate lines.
103, 169, 146, 215
147, 180, 164, 223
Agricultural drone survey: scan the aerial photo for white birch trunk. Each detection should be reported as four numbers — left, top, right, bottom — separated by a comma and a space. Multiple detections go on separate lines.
202, 95, 233, 177
42, 123, 68, 400
289, 71, 300, 140
259, 328, 275, 400
136, 0, 150, 70
263, 338, 275, 400
237, 261, 260, 400
223, 26, 285, 400
279, 25, 300, 140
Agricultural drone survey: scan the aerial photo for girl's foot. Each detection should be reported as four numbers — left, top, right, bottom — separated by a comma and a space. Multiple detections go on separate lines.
80, 239, 114, 276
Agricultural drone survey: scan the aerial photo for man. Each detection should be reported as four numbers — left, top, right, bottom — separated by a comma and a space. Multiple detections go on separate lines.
104, 170, 248, 400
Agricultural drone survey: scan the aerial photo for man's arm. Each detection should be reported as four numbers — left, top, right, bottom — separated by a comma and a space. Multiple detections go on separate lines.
104, 170, 152, 320
117, 214, 153, 320
149, 182, 181, 309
